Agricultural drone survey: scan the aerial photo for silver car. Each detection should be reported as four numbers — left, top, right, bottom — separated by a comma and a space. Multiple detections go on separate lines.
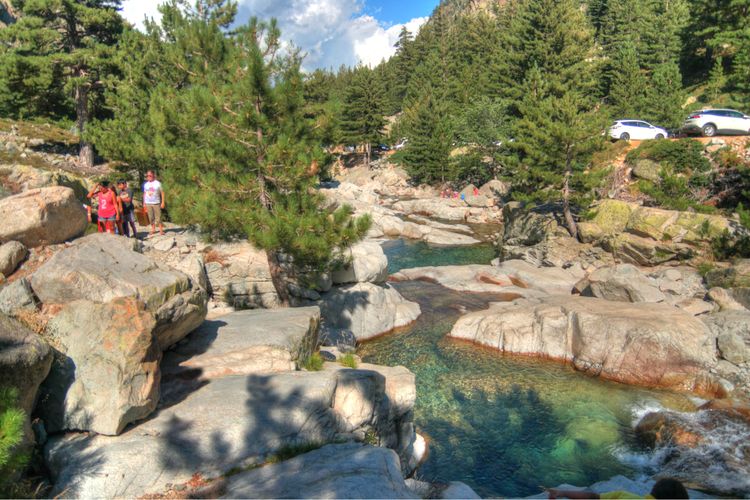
682, 109, 750, 137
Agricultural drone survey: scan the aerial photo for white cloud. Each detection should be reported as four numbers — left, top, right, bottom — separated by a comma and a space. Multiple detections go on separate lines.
120, 0, 428, 70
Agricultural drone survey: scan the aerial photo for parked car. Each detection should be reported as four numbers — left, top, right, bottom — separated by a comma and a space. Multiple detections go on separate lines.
376, 144, 390, 152
608, 120, 669, 141
682, 109, 750, 137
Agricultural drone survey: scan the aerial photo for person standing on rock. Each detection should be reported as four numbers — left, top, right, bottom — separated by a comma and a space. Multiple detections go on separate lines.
117, 179, 138, 238
143, 170, 165, 237
87, 180, 119, 234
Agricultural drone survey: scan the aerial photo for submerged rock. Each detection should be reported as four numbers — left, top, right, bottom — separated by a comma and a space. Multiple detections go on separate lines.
450, 295, 721, 396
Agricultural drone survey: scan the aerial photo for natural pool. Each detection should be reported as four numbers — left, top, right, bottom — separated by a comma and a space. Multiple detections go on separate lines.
381, 238, 497, 274
360, 243, 696, 498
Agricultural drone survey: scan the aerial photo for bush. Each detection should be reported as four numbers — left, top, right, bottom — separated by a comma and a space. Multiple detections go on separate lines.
0, 387, 29, 496
626, 139, 710, 174
302, 352, 324, 371
712, 203, 750, 259
339, 354, 358, 369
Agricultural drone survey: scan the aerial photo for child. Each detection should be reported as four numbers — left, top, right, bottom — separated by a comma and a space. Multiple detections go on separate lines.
87, 180, 120, 234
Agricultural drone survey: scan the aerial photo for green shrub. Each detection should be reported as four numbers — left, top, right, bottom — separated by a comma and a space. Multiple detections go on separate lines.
339, 354, 358, 369
0, 387, 29, 496
626, 139, 710, 173
712, 203, 750, 259
697, 261, 715, 278
302, 352, 324, 371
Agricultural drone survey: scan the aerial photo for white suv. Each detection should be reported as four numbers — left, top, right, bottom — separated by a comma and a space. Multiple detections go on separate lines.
608, 120, 668, 141
682, 109, 750, 137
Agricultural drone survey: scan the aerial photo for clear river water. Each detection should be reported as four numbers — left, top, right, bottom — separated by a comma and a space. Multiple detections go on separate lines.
360, 239, 697, 498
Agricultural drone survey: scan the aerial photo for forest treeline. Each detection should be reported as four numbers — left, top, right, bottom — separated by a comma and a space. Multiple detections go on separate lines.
0, 0, 749, 240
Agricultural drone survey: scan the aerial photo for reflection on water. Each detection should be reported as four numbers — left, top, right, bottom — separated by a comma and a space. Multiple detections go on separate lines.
381, 239, 496, 274
359, 280, 695, 498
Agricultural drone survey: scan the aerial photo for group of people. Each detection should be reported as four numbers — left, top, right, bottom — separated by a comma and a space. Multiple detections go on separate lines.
86, 170, 165, 238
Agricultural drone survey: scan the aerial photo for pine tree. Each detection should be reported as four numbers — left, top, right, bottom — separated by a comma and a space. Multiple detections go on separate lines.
339, 66, 386, 168
608, 42, 648, 118
401, 89, 453, 184
704, 57, 727, 103
97, 0, 370, 304
0, 0, 124, 167
388, 27, 416, 111
0, 387, 27, 496
645, 61, 685, 128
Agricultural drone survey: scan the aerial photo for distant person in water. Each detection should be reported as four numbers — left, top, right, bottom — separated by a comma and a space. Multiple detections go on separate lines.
117, 179, 138, 238
87, 180, 120, 234
143, 170, 165, 237
546, 478, 689, 499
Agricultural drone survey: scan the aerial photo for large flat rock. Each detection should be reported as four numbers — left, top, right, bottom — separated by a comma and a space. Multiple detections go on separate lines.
450, 295, 721, 396
46, 365, 415, 499
391, 260, 578, 296
162, 307, 320, 380
223, 443, 416, 499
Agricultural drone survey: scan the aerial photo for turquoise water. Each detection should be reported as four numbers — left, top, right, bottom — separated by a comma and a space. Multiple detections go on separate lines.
361, 244, 695, 498
381, 239, 496, 274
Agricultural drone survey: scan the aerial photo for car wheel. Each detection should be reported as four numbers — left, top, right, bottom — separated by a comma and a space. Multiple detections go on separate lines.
655, 133, 665, 140
702, 124, 717, 137
620, 132, 630, 141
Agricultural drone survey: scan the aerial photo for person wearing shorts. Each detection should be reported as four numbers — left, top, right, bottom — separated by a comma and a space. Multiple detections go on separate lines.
143, 170, 165, 236
87, 180, 120, 234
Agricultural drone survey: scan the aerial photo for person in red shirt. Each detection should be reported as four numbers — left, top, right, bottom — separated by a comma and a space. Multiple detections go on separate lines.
87, 180, 120, 234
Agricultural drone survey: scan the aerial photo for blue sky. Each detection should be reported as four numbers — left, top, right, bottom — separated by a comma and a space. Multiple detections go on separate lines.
121, 0, 440, 70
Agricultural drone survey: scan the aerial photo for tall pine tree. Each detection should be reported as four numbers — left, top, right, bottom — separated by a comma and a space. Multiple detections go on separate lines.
339, 66, 386, 168
0, 0, 124, 167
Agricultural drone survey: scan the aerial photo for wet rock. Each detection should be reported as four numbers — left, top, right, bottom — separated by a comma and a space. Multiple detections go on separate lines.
161, 307, 320, 382
0, 240, 27, 276
0, 186, 87, 247
223, 443, 416, 499
319, 282, 420, 342
450, 295, 721, 395
332, 241, 388, 285
37, 298, 160, 436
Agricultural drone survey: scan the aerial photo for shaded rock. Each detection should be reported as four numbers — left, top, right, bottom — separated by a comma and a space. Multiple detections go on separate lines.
46, 368, 415, 498
702, 311, 750, 365
202, 242, 279, 308
450, 295, 721, 395
707, 287, 747, 311
319, 282, 420, 342
705, 259, 750, 289
479, 179, 511, 203
0, 240, 27, 276
577, 264, 666, 303
0, 277, 36, 315
332, 241, 388, 285
0, 314, 53, 445
223, 443, 415, 499
161, 307, 320, 382
37, 298, 160, 435
440, 481, 481, 499
730, 287, 750, 309
0, 186, 87, 247
30, 233, 207, 350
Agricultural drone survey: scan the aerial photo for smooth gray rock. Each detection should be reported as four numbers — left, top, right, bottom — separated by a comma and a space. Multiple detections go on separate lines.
223, 443, 416, 499
30, 233, 207, 350
0, 314, 52, 445
0, 277, 36, 315
46, 367, 414, 499
162, 307, 320, 380
440, 481, 481, 499
37, 298, 160, 435
0, 240, 27, 276
0, 186, 87, 247
451, 295, 721, 395
703, 311, 750, 365
332, 241, 388, 285
319, 282, 421, 342
578, 264, 666, 303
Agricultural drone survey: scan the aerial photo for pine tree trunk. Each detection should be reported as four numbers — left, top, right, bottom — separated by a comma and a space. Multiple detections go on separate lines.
563, 147, 579, 240
266, 249, 291, 307
75, 83, 94, 168
364, 142, 370, 168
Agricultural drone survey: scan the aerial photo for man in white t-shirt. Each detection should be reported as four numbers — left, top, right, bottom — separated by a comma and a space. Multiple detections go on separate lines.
143, 170, 166, 236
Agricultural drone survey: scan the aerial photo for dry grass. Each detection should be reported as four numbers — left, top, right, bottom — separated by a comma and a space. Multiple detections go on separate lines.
203, 249, 227, 267
13, 308, 48, 335
0, 118, 78, 146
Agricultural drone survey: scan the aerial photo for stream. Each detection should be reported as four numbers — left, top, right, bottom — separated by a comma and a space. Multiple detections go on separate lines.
359, 240, 697, 498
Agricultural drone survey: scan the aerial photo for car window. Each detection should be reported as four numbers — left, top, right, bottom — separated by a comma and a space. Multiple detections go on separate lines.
638, 122, 651, 128
622, 121, 637, 126
710, 110, 728, 116
727, 111, 744, 118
